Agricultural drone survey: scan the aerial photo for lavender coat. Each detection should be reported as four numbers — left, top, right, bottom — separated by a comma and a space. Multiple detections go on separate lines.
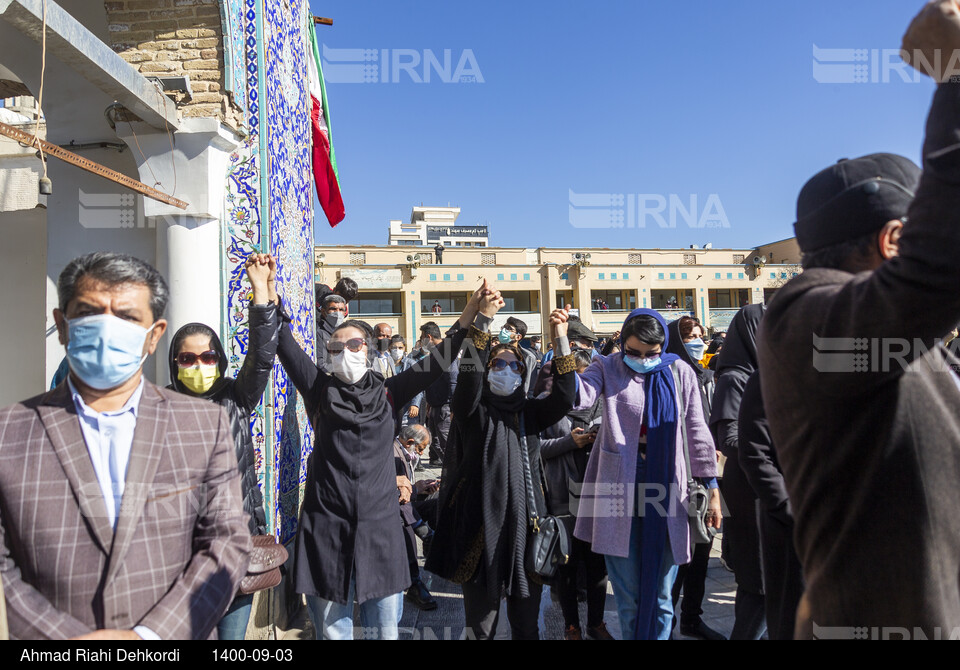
572, 354, 718, 563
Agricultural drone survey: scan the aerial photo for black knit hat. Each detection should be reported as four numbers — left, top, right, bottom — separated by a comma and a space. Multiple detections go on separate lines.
794, 153, 920, 252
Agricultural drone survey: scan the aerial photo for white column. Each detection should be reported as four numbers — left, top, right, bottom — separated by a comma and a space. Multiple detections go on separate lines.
116, 118, 243, 385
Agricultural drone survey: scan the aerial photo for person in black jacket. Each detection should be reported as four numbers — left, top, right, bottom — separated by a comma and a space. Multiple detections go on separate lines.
539, 349, 612, 640
277, 279, 495, 640
709, 303, 767, 640
738, 371, 802, 640
167, 253, 278, 640
426, 304, 575, 640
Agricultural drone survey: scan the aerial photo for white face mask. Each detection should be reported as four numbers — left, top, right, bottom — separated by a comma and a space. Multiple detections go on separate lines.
390, 348, 405, 362
488, 369, 522, 396
329, 348, 369, 384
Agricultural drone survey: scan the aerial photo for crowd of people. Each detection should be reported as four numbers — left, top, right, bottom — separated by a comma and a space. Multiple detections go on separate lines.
3, 1, 960, 642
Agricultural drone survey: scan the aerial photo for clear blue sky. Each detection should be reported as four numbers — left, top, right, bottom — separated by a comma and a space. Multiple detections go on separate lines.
307, 0, 934, 250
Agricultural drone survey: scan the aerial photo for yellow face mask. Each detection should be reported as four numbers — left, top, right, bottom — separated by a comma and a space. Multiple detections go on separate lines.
178, 364, 220, 395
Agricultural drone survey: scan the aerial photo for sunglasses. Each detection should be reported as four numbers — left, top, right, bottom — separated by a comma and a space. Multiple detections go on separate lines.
327, 338, 366, 354
177, 350, 219, 368
490, 359, 523, 373
623, 348, 662, 359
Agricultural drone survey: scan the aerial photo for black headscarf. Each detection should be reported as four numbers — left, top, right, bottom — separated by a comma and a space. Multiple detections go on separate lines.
710, 304, 765, 425
168, 322, 231, 398
667, 319, 705, 386
478, 381, 529, 599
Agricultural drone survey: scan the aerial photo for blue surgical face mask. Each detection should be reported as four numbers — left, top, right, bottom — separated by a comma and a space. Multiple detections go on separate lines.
624, 354, 661, 374
498, 328, 514, 345
684, 338, 707, 361
65, 314, 156, 390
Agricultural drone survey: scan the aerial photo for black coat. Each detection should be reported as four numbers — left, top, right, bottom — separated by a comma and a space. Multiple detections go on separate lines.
167, 303, 277, 536
278, 320, 468, 604
426, 332, 575, 593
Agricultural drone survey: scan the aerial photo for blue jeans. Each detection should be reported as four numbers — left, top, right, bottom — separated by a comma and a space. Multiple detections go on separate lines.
605, 516, 679, 640
604, 456, 680, 640
306, 575, 403, 640
217, 593, 254, 640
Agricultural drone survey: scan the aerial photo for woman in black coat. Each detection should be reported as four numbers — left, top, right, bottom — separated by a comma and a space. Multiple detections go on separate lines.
277, 280, 493, 640
167, 253, 276, 640
426, 303, 576, 640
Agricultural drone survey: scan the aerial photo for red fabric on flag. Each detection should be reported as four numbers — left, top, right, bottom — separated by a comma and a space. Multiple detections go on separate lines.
312, 94, 345, 227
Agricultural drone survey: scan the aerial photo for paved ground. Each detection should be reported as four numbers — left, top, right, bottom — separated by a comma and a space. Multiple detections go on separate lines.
264, 462, 739, 641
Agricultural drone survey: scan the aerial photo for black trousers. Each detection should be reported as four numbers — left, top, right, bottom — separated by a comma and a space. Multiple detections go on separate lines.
759, 512, 804, 640
671, 535, 714, 627
427, 403, 452, 462
461, 579, 542, 640
556, 536, 607, 629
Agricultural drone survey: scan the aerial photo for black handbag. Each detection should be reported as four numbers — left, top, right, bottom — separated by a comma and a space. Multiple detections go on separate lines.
670, 365, 718, 545
518, 415, 570, 579
670, 365, 717, 544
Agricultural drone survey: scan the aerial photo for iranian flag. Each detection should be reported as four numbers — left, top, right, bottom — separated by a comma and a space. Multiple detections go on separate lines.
308, 20, 345, 227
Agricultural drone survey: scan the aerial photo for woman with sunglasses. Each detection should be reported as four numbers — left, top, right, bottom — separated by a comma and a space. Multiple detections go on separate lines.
166, 253, 278, 640
573, 308, 721, 640
426, 306, 575, 639
276, 279, 497, 640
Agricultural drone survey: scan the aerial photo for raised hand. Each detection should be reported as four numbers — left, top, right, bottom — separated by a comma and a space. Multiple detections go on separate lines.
548, 308, 569, 341
903, 0, 960, 81
459, 278, 495, 329
245, 253, 277, 305
479, 290, 505, 319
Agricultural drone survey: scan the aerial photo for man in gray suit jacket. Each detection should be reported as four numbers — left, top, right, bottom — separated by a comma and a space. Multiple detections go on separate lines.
0, 253, 250, 640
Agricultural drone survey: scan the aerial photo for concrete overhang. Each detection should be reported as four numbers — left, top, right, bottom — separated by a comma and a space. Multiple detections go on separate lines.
0, 0, 179, 131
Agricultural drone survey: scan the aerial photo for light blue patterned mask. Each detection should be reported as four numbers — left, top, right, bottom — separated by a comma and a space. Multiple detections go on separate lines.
66, 314, 155, 390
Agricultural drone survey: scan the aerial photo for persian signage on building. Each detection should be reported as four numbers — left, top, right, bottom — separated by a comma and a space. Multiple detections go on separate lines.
427, 225, 488, 241
340, 268, 403, 289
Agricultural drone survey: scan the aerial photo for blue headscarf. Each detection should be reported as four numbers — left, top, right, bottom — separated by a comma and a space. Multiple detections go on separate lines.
621, 308, 680, 640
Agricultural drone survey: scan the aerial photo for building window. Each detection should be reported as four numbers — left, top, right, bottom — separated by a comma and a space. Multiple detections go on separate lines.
457, 274, 464, 281
523, 273, 530, 281
349, 252, 366, 266
463, 242, 471, 247
501, 291, 540, 313
429, 274, 437, 282
560, 273, 569, 280
422, 291, 469, 314
497, 273, 505, 281
508, 273, 516, 281
781, 272, 788, 279
481, 253, 496, 265
669, 273, 676, 280
598, 273, 605, 280
628, 253, 642, 265
715, 273, 722, 279
681, 273, 687, 280
651, 289, 694, 311
592, 290, 636, 311
727, 273, 733, 279
397, 240, 417, 246
476, 242, 486, 247
610, 273, 617, 280
347, 292, 403, 316
770, 272, 776, 279
623, 272, 629, 280
738, 272, 744, 279
733, 254, 745, 264
683, 254, 696, 265
443, 274, 451, 281
658, 273, 665, 280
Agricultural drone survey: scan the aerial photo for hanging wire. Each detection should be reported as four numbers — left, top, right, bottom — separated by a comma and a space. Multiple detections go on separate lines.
33, 0, 48, 181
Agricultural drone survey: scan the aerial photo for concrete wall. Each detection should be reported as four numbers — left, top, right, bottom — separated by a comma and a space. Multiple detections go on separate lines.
0, 207, 46, 406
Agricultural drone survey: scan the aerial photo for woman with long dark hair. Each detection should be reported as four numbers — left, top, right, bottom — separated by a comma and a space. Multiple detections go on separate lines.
574, 309, 721, 640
